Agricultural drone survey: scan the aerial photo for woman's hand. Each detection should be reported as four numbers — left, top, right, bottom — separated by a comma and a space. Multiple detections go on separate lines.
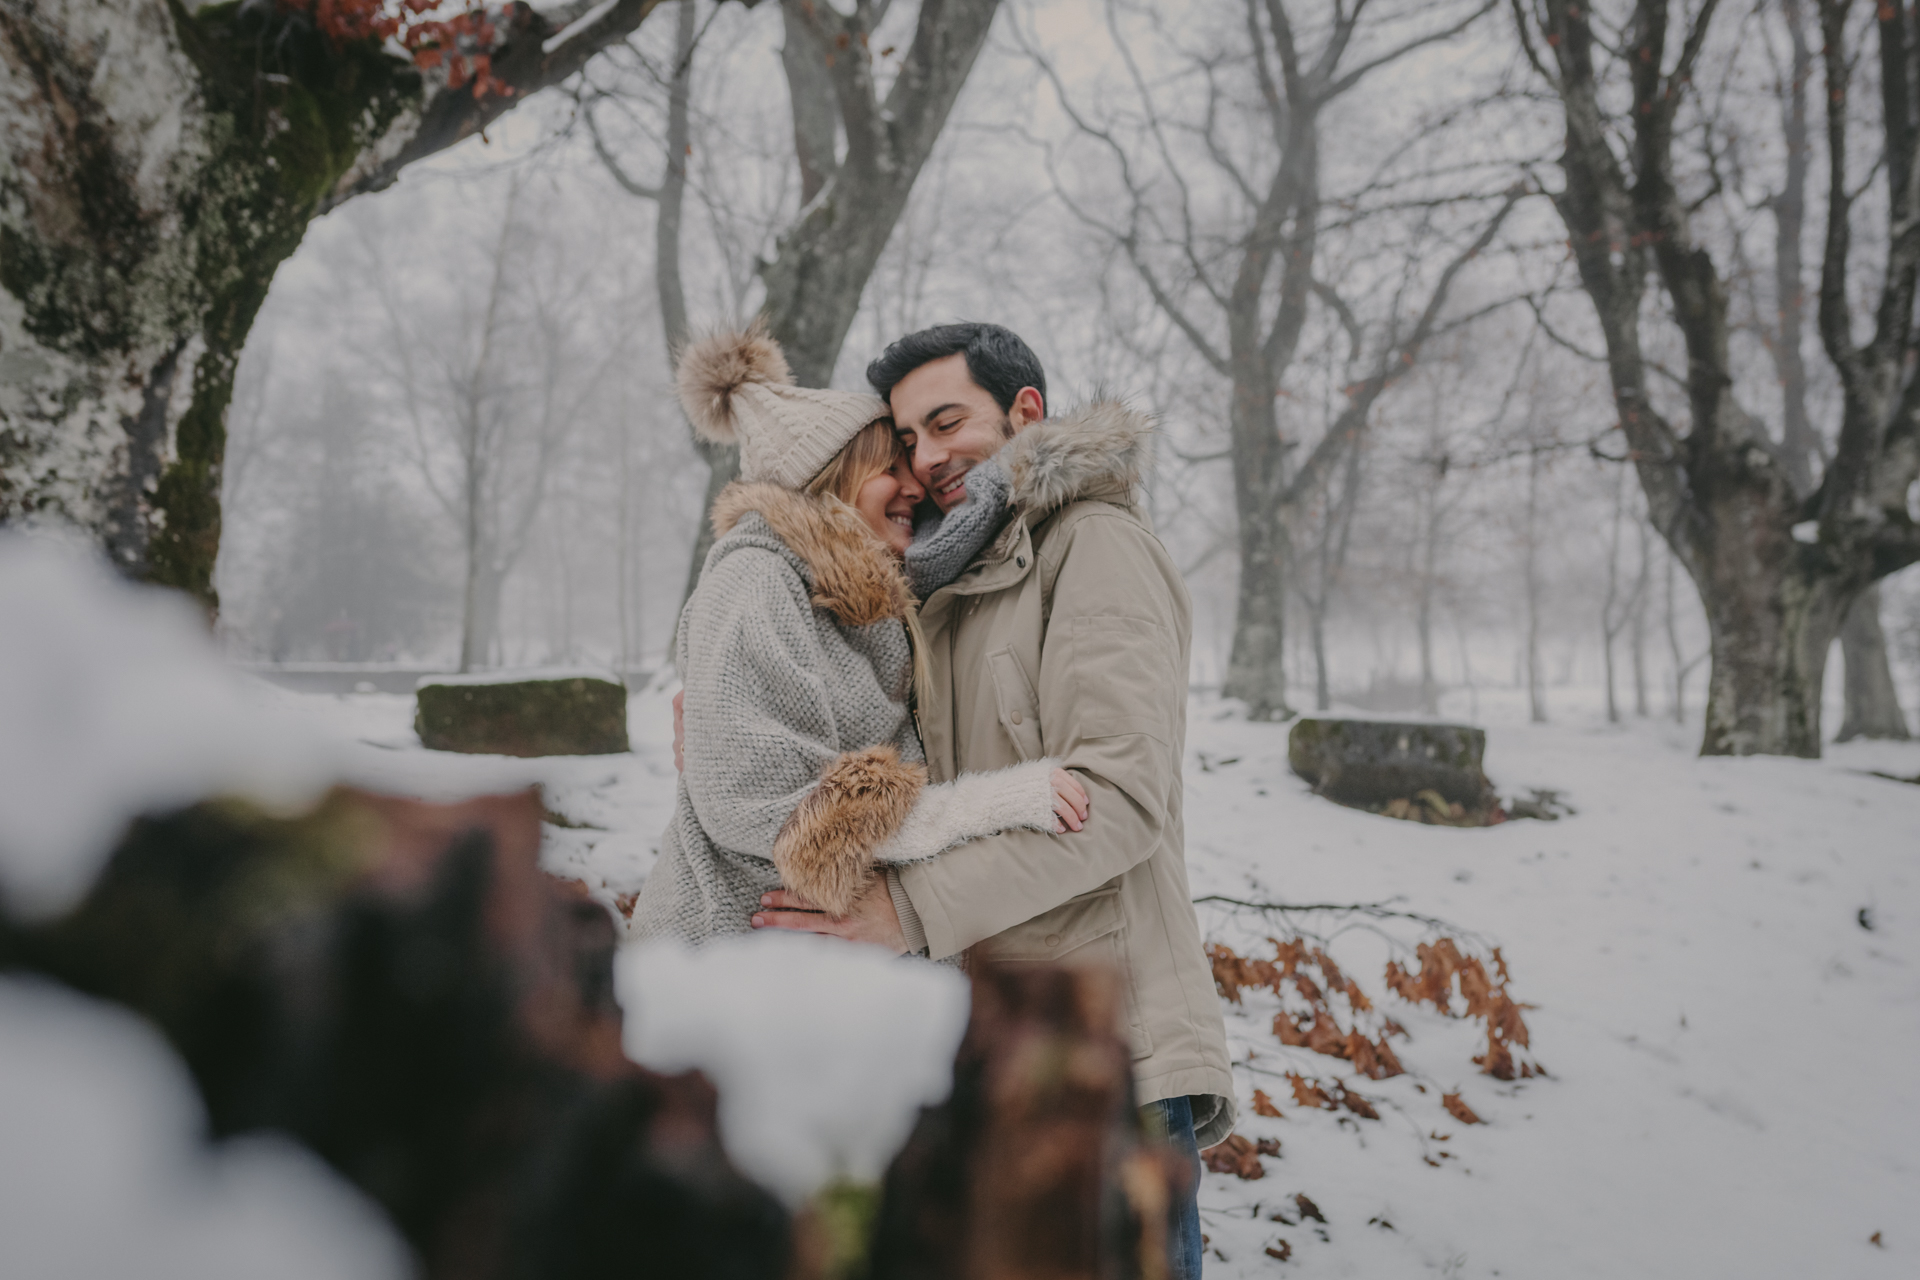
1052, 768, 1090, 832
752, 884, 907, 954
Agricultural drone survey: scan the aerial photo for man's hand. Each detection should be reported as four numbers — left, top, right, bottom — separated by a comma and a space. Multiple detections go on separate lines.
751, 881, 908, 954
672, 689, 685, 773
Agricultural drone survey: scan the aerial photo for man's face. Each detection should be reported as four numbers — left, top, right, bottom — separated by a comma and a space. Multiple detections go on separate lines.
889, 353, 1019, 513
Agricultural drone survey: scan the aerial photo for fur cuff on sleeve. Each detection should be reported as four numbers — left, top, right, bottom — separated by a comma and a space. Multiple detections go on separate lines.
773, 746, 927, 915
873, 758, 1061, 866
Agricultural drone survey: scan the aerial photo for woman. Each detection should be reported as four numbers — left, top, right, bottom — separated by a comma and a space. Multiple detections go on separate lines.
630, 325, 1087, 945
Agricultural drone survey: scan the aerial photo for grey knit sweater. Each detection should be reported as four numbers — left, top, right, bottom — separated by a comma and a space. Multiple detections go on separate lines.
630, 483, 1060, 944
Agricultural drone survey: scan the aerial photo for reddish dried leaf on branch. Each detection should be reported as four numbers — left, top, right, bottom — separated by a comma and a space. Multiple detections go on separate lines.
1211, 940, 1407, 1078
1251, 1088, 1284, 1118
1383, 938, 1541, 1079
279, 0, 518, 101
1442, 1092, 1484, 1125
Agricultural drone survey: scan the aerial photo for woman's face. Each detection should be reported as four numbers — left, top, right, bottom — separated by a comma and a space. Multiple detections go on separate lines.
853, 455, 926, 558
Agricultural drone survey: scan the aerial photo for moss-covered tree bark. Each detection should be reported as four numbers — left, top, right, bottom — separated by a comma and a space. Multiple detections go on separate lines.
0, 0, 669, 610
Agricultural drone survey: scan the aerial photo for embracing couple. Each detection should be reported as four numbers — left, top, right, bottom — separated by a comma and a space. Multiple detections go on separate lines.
632, 322, 1233, 1276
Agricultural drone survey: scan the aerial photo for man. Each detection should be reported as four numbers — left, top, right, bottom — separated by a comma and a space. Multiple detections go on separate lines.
751, 323, 1234, 1277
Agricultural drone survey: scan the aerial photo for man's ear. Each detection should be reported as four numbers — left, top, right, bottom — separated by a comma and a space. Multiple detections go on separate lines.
1009, 386, 1045, 432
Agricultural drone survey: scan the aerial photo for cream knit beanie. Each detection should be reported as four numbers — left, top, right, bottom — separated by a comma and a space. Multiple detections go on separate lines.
676, 323, 890, 490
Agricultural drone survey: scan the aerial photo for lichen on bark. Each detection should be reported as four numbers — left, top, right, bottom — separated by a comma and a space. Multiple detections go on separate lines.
1, 0, 421, 609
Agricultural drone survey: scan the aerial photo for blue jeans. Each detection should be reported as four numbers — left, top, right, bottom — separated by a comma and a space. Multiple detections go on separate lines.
1143, 1095, 1204, 1280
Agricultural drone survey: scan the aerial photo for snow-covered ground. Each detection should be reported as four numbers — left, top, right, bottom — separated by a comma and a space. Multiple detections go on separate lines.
267, 679, 1919, 1279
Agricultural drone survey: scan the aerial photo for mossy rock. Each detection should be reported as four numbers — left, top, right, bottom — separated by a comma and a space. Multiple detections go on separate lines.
416, 673, 629, 757
1288, 718, 1496, 814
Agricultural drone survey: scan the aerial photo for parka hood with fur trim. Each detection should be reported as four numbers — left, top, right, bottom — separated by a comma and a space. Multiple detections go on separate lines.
1001, 400, 1153, 516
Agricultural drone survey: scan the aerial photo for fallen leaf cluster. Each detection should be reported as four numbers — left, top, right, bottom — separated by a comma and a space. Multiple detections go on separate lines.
1208, 939, 1407, 1080
1384, 938, 1542, 1079
1201, 1132, 1281, 1180
1287, 1071, 1380, 1120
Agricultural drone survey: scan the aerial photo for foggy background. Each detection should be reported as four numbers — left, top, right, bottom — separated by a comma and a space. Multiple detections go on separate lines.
210, 0, 1920, 728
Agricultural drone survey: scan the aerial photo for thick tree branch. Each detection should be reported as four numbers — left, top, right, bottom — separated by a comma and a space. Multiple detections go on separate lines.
324, 0, 680, 211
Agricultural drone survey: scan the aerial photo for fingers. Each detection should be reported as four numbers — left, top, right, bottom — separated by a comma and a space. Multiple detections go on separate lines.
1053, 792, 1084, 832
760, 889, 823, 912
752, 909, 843, 934
1050, 768, 1090, 827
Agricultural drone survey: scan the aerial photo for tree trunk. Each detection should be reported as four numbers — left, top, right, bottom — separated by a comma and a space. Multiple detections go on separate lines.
1696, 534, 1849, 756
1416, 511, 1440, 717
1223, 392, 1294, 722
1631, 519, 1651, 715
2, 0, 670, 609
1309, 603, 1331, 713
674, 0, 1002, 600
0, 5, 413, 607
1524, 449, 1546, 724
1836, 583, 1912, 741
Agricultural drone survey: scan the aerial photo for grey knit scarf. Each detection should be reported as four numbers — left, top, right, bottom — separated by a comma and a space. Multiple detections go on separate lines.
903, 456, 1012, 597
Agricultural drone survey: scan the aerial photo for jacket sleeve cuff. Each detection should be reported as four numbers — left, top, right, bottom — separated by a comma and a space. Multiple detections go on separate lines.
887, 868, 929, 955
872, 757, 1060, 865
773, 745, 926, 915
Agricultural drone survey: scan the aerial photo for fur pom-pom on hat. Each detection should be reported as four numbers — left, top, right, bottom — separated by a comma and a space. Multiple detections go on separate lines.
672, 321, 890, 490
676, 322, 793, 446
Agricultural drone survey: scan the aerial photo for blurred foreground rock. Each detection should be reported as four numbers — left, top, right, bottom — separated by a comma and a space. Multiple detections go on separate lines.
1289, 718, 1499, 824
415, 673, 628, 756
868, 964, 1188, 1280
1, 785, 1180, 1280
5, 787, 785, 1280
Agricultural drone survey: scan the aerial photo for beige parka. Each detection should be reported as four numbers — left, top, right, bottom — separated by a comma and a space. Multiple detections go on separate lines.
892, 402, 1237, 1146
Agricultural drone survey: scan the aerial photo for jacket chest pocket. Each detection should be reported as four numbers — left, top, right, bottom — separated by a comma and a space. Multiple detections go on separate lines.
982, 886, 1153, 1060
987, 646, 1045, 761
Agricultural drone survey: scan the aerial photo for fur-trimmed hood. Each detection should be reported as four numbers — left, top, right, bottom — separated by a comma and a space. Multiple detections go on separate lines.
708, 482, 914, 627
1001, 400, 1154, 515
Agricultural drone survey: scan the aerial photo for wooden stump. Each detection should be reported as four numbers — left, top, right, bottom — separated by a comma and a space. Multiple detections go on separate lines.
1289, 717, 1498, 818
867, 964, 1189, 1280
415, 671, 628, 757
12, 788, 786, 1280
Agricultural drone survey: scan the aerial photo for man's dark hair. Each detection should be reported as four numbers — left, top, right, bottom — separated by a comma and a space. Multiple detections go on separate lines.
866, 323, 1047, 417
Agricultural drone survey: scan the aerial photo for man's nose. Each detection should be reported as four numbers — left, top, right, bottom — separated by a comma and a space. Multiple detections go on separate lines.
914, 440, 946, 481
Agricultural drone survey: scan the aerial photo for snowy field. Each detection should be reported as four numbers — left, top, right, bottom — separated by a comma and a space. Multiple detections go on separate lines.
279, 679, 1919, 1280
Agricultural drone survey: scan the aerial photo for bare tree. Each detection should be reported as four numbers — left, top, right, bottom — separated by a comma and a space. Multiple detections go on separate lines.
1836, 585, 1914, 739
1600, 465, 1649, 723
585, 0, 1003, 593
1026, 0, 1516, 719
1295, 435, 1366, 712
1521, 442, 1548, 724
359, 185, 611, 671
1514, 0, 1920, 755
1738, 0, 1909, 741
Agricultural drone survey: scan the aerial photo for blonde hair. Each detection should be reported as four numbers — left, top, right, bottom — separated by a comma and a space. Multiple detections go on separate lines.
805, 416, 903, 505
805, 415, 928, 696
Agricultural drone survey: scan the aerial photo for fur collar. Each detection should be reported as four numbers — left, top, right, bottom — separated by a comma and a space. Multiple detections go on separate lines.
1002, 400, 1154, 515
709, 482, 914, 627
